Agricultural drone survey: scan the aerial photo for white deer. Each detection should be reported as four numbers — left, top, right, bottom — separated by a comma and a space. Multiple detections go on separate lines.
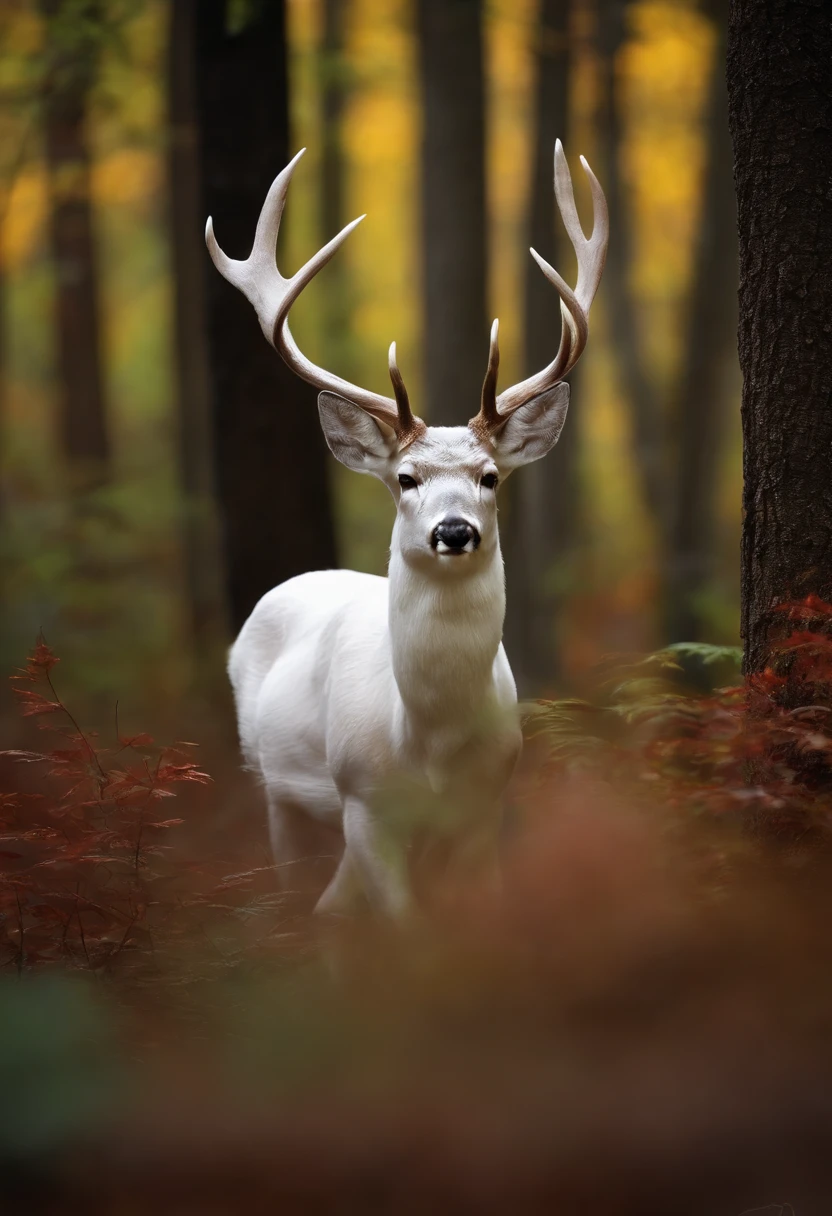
206, 142, 607, 920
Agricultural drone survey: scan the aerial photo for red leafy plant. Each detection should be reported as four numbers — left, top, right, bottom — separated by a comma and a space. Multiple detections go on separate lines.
530, 596, 832, 844
6, 599, 832, 983
0, 637, 213, 976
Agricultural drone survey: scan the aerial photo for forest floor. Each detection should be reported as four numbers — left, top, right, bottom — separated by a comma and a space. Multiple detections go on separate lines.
4, 615, 832, 1213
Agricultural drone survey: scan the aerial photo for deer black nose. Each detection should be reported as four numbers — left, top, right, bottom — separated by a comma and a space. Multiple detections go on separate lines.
432, 518, 480, 552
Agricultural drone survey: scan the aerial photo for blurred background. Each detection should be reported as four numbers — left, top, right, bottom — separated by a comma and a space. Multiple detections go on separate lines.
15, 10, 832, 1211
0, 0, 738, 723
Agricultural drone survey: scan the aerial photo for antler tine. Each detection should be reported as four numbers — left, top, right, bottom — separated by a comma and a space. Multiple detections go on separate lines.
554, 143, 608, 330
274, 213, 365, 346
472, 142, 607, 429
571, 152, 609, 314
205, 147, 304, 345
469, 319, 502, 438
528, 248, 588, 362
206, 149, 425, 442
472, 250, 583, 424
387, 342, 423, 444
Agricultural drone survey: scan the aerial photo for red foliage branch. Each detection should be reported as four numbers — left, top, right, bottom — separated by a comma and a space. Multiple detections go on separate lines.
536, 597, 832, 843
0, 637, 211, 976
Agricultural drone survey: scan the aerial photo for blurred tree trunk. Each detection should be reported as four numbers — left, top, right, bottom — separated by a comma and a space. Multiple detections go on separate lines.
663, 0, 737, 645
0, 164, 15, 517
193, 0, 337, 633
318, 0, 353, 377
595, 0, 664, 526
504, 0, 575, 695
727, 0, 832, 673
0, 155, 24, 517
167, 0, 228, 665
0, 232, 7, 524
417, 0, 488, 425
40, 0, 110, 484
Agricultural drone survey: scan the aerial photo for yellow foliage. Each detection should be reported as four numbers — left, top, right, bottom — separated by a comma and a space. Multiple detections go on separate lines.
92, 148, 161, 209
93, 0, 167, 148
4, 147, 160, 271
486, 0, 536, 389
346, 0, 418, 387
0, 6, 42, 82
621, 1, 714, 300
3, 166, 46, 270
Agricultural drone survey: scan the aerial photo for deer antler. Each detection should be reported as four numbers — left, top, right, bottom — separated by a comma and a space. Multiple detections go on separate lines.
205, 148, 426, 447
470, 141, 608, 436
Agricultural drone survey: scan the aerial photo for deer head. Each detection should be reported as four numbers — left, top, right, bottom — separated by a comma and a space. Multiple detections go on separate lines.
206, 144, 607, 576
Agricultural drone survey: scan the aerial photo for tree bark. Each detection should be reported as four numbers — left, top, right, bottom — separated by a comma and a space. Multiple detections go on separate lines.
417, 0, 489, 425
193, 0, 337, 633
503, 0, 575, 695
727, 0, 832, 672
167, 0, 228, 661
40, 0, 110, 483
663, 0, 737, 644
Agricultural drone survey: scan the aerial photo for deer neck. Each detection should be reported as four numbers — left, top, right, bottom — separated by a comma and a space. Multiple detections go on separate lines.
387, 542, 506, 728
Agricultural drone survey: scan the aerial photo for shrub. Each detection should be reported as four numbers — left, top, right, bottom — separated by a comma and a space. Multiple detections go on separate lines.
0, 636, 212, 976
529, 596, 832, 846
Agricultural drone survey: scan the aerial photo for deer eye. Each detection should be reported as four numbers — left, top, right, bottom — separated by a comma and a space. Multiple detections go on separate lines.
398, 473, 418, 490
480, 472, 498, 491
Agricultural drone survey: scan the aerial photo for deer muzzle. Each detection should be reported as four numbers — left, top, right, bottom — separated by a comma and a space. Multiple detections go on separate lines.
431, 518, 481, 555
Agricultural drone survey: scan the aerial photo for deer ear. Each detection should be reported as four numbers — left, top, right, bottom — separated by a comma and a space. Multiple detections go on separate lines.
491, 383, 570, 473
318, 391, 398, 474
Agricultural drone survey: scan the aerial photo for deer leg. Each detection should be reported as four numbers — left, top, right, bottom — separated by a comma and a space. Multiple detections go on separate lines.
342, 797, 414, 920
267, 794, 341, 912
314, 846, 366, 917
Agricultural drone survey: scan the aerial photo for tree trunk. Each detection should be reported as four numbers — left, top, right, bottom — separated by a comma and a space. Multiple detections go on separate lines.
167, 0, 228, 663
193, 0, 337, 633
504, 0, 575, 695
40, 0, 110, 484
727, 0, 832, 673
663, 0, 737, 644
417, 0, 488, 425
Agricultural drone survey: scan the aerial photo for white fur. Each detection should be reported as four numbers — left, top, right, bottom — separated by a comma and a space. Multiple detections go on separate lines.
229, 389, 568, 919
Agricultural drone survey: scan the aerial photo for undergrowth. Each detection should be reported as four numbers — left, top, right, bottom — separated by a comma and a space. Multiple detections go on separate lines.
528, 595, 832, 846
4, 597, 832, 983
4, 600, 832, 987
5, 603, 832, 1211
0, 637, 295, 984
